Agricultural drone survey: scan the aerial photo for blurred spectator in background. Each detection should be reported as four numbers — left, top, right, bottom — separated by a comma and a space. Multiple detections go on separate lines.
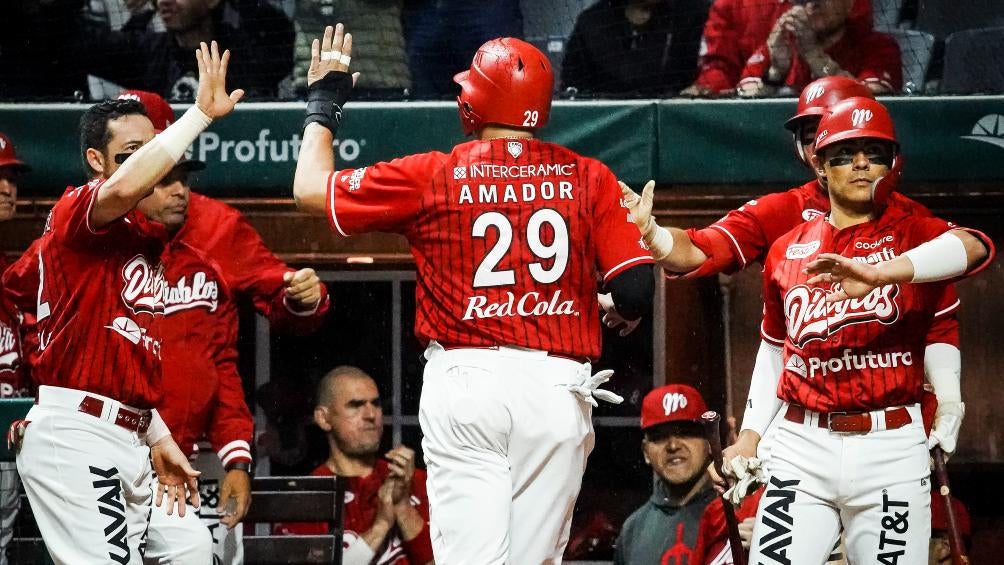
274, 366, 434, 565
737, 0, 900, 97
614, 385, 756, 565
0, 133, 31, 565
402, 0, 523, 99
561, 0, 708, 97
290, 0, 411, 99
680, 0, 883, 97
929, 493, 971, 565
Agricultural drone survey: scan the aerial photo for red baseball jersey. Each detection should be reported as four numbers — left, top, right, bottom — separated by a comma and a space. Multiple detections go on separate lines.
273, 460, 434, 565
760, 207, 992, 412
683, 180, 961, 347
2, 181, 169, 408
325, 138, 652, 360
159, 194, 330, 463
0, 254, 29, 398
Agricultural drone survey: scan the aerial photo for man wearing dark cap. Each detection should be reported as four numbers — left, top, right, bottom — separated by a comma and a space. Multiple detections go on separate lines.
615, 384, 753, 564
120, 90, 330, 564
0, 132, 31, 565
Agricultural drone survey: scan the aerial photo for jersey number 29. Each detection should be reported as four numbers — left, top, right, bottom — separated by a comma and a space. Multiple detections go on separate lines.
472, 209, 568, 288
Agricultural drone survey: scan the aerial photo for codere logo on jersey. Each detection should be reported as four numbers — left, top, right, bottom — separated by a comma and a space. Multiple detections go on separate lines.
784, 284, 900, 347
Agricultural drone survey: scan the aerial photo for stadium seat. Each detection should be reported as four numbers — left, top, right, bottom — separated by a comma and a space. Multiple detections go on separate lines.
243, 475, 347, 565
887, 29, 936, 94
942, 26, 1004, 94
873, 0, 904, 30
914, 0, 1004, 39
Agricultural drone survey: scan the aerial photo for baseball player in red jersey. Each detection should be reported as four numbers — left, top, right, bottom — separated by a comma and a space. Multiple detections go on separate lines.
1, 42, 244, 564
121, 90, 329, 565
291, 24, 655, 564
617, 76, 968, 460
721, 98, 993, 564
0, 132, 31, 565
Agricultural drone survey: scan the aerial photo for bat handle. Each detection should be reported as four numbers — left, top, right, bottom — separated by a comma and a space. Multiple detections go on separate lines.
932, 448, 970, 565
701, 410, 747, 565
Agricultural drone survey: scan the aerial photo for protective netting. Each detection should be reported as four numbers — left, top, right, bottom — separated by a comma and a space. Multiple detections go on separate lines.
2, 0, 1003, 102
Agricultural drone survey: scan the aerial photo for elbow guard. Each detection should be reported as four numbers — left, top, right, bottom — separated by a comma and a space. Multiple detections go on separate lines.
606, 264, 654, 321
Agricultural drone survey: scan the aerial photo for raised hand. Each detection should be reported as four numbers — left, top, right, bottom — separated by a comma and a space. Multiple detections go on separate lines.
308, 23, 361, 88
805, 253, 886, 301
194, 41, 245, 120
619, 180, 655, 235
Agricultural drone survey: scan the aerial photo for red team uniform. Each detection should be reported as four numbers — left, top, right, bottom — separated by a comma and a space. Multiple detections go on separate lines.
322, 136, 652, 563
3, 179, 170, 563
274, 460, 434, 564
325, 139, 651, 360
0, 254, 27, 399
748, 205, 993, 564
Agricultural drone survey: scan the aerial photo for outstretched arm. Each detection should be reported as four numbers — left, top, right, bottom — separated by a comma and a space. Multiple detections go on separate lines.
293, 23, 360, 215
620, 181, 710, 272
93, 42, 243, 228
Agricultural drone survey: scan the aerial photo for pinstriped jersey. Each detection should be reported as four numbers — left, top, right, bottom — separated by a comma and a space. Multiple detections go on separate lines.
2, 180, 168, 408
326, 138, 653, 360
761, 206, 964, 412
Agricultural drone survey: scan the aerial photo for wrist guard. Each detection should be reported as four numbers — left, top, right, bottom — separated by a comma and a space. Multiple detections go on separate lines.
226, 461, 253, 475
304, 72, 354, 134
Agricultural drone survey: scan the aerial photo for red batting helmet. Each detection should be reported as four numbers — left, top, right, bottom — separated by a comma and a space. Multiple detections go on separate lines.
815, 97, 900, 205
785, 76, 875, 132
454, 38, 553, 136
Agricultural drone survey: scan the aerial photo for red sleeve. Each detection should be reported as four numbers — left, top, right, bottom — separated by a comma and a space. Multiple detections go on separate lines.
760, 240, 787, 346
738, 43, 772, 85
677, 195, 786, 279
50, 180, 120, 247
326, 152, 442, 236
692, 489, 762, 565
271, 520, 329, 536
207, 305, 254, 468
853, 31, 902, 92
590, 163, 655, 281
400, 470, 434, 565
206, 204, 330, 333
694, 0, 745, 92
926, 284, 960, 347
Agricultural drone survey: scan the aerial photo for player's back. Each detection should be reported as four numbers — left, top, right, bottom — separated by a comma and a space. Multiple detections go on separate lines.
327, 137, 650, 360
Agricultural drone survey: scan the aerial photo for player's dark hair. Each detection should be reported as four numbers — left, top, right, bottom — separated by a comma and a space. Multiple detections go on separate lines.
79, 99, 148, 177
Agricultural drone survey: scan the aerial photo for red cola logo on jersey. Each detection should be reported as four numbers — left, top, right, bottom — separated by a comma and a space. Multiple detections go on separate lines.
0, 321, 18, 374
784, 284, 900, 347
462, 289, 577, 321
121, 254, 168, 315
163, 272, 219, 315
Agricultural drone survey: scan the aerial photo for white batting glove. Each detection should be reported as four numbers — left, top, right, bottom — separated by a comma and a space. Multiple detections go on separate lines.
722, 454, 765, 505
561, 369, 623, 407
927, 401, 965, 456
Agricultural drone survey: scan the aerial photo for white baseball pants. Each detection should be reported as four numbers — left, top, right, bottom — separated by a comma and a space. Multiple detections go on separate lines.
750, 403, 931, 565
419, 343, 595, 565
18, 386, 154, 565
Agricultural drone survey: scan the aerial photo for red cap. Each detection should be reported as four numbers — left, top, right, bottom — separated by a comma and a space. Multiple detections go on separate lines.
640, 384, 709, 430
0, 132, 30, 172
118, 90, 175, 132
931, 492, 971, 539
118, 90, 206, 172
454, 37, 553, 136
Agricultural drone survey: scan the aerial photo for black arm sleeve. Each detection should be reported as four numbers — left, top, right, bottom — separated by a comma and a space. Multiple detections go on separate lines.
605, 263, 654, 321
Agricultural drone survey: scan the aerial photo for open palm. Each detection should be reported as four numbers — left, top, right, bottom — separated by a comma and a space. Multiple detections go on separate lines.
194, 41, 245, 119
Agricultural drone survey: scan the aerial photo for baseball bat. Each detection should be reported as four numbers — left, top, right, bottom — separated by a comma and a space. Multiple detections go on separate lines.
931, 447, 969, 565
701, 410, 747, 565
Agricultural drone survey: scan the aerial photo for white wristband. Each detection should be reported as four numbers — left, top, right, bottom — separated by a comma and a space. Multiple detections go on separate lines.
153, 105, 212, 162
903, 232, 968, 283
145, 409, 172, 447
643, 219, 675, 262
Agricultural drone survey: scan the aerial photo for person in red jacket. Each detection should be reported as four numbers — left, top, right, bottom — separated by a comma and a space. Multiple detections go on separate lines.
680, 0, 882, 97
737, 0, 900, 97
274, 366, 434, 565
121, 90, 330, 565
